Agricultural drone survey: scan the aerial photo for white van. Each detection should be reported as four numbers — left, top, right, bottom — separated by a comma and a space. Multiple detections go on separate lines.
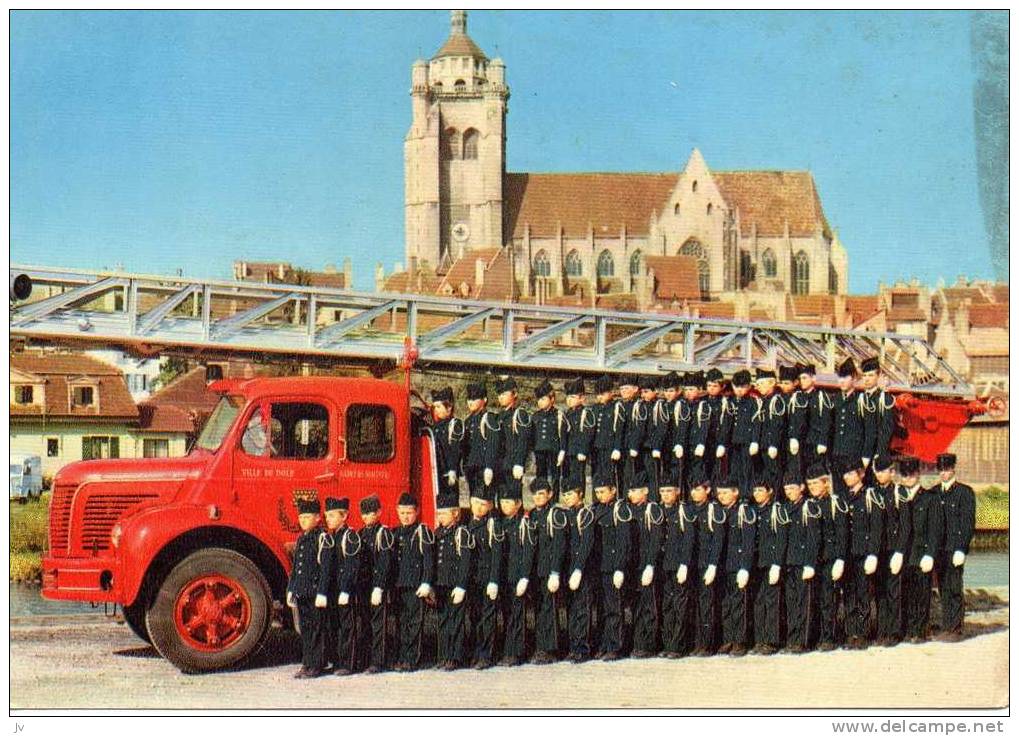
10, 454, 43, 503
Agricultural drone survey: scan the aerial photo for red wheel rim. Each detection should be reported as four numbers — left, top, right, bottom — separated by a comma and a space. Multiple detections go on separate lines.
173, 574, 251, 653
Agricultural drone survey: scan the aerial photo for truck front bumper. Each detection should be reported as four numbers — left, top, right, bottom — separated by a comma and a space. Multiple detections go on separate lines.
41, 556, 120, 603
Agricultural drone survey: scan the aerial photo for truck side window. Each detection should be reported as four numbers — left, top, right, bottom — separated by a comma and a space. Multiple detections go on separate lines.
347, 404, 395, 463
270, 402, 329, 459
241, 408, 268, 457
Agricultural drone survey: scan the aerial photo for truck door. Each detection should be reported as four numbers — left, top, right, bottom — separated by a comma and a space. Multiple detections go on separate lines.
232, 399, 339, 539
336, 402, 402, 528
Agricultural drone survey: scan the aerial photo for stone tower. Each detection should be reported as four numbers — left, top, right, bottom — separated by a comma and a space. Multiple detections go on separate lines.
404, 10, 509, 273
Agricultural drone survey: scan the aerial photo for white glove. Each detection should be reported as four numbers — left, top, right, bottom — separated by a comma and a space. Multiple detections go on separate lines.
612, 570, 624, 589
802, 566, 815, 581
953, 550, 966, 567
557, 450, 566, 467
447, 470, 457, 486
715, 445, 725, 459
864, 555, 878, 576
736, 569, 750, 589
370, 587, 383, 606
890, 551, 903, 575
920, 555, 934, 574
338, 592, 350, 606
674, 445, 683, 459
768, 564, 781, 585
487, 582, 499, 600
641, 565, 654, 587
629, 449, 639, 458
832, 559, 845, 581
286, 591, 296, 607
314, 594, 327, 608
577, 453, 587, 462
694, 444, 705, 457
568, 569, 582, 591
512, 465, 524, 480
862, 457, 870, 468
547, 573, 560, 593
483, 468, 494, 486
703, 564, 717, 586
652, 449, 661, 459
451, 587, 465, 605
817, 444, 827, 455
749, 442, 759, 456
611, 449, 622, 461
415, 583, 432, 598
768, 446, 778, 459
515, 578, 529, 597
677, 564, 688, 584
789, 438, 800, 455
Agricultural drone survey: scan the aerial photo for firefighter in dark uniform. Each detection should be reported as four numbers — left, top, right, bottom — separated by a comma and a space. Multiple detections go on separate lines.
286, 498, 328, 678
723, 369, 761, 502
902, 456, 940, 642
492, 377, 533, 506
717, 472, 756, 657
859, 356, 898, 475
491, 481, 534, 666
806, 462, 848, 650
645, 376, 671, 503
874, 455, 912, 645
798, 363, 834, 471
831, 358, 865, 497
673, 372, 700, 494
532, 379, 567, 501
841, 458, 884, 649
659, 371, 685, 497
592, 374, 625, 503
756, 368, 787, 495
782, 468, 821, 653
933, 453, 976, 641
392, 493, 434, 672
564, 483, 596, 663
783, 365, 808, 475
623, 375, 651, 494
431, 386, 464, 493
751, 478, 789, 655
465, 485, 499, 669
528, 477, 568, 664
433, 489, 471, 670
320, 496, 360, 675
622, 481, 664, 657
563, 377, 595, 498
659, 481, 697, 657
356, 494, 394, 674
464, 382, 498, 502
591, 478, 631, 660
690, 475, 725, 655
691, 368, 726, 481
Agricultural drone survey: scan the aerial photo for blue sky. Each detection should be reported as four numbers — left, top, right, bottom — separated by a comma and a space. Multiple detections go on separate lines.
10, 10, 1002, 292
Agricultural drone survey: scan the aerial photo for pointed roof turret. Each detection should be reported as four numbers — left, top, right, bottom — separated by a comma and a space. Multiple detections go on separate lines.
433, 10, 489, 60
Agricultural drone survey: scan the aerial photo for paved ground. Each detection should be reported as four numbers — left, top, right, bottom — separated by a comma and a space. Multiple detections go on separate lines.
10, 588, 1009, 710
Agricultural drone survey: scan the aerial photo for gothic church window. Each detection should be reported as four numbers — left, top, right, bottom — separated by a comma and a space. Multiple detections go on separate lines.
629, 250, 643, 277
442, 128, 460, 160
565, 249, 583, 277
679, 239, 709, 297
463, 129, 479, 160
792, 250, 810, 295
533, 250, 551, 278
762, 248, 777, 277
597, 250, 615, 278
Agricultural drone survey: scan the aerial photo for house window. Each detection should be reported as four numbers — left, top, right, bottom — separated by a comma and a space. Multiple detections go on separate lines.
533, 250, 551, 278
82, 436, 119, 460
73, 386, 94, 406
347, 404, 395, 463
597, 250, 615, 278
16, 385, 33, 404
143, 438, 170, 458
762, 248, 777, 277
462, 128, 479, 160
565, 249, 583, 277
46, 438, 59, 457
442, 128, 460, 160
792, 250, 810, 295
629, 250, 644, 277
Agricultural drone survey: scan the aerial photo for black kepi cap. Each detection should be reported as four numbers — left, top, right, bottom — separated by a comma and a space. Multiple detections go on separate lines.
324, 497, 349, 512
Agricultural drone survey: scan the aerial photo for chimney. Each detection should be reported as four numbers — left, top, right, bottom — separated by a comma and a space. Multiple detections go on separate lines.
343, 257, 352, 288
955, 298, 971, 335
375, 263, 385, 293
475, 258, 486, 290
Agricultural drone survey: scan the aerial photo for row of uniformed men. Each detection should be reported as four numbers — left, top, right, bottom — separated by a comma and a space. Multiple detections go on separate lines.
431, 356, 898, 505
286, 452, 974, 678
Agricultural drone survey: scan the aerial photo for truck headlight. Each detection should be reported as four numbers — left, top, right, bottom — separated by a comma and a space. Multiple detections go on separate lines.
110, 524, 122, 549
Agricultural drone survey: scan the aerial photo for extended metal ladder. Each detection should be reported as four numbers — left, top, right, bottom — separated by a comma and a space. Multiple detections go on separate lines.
9, 264, 973, 398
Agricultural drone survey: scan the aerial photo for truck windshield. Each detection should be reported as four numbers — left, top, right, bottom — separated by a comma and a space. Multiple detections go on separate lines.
194, 396, 244, 452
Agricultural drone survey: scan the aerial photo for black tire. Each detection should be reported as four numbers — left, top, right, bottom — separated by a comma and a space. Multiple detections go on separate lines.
122, 599, 152, 644
145, 547, 272, 674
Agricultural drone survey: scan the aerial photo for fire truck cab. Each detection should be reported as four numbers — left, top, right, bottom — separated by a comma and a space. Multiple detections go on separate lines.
41, 375, 438, 673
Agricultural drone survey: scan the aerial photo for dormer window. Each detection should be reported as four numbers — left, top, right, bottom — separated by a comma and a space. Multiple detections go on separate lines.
15, 385, 33, 404
73, 386, 94, 407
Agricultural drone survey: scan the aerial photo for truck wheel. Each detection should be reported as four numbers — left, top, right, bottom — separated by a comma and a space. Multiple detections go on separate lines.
122, 600, 152, 644
146, 548, 272, 673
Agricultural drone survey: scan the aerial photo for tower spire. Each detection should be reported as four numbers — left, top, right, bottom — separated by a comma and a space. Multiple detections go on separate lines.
451, 10, 467, 35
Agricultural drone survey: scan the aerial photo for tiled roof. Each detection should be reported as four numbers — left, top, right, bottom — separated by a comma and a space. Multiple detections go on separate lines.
136, 404, 196, 434
791, 294, 837, 318
968, 302, 1009, 329
689, 301, 737, 320
383, 270, 442, 294
712, 171, 831, 238
960, 329, 1009, 357
437, 248, 503, 299
644, 255, 702, 301
434, 32, 488, 60
10, 352, 138, 420
887, 306, 928, 323
844, 295, 881, 326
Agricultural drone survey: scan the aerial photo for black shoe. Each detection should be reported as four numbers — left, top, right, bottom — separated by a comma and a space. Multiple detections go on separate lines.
499, 656, 521, 667
730, 645, 747, 657
599, 651, 620, 661
442, 661, 459, 671
631, 649, 653, 659
530, 651, 555, 665
295, 667, 324, 679
817, 641, 836, 652
333, 667, 352, 677
785, 643, 806, 654
293, 667, 310, 679
473, 658, 492, 670
717, 642, 734, 655
568, 652, 587, 664
364, 665, 383, 674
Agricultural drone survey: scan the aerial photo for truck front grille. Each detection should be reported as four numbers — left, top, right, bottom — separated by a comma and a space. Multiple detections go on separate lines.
48, 484, 76, 556
79, 493, 159, 553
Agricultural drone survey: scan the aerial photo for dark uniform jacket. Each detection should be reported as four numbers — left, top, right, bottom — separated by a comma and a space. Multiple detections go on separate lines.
287, 528, 329, 600
321, 526, 361, 597
357, 523, 395, 592
787, 390, 809, 445
434, 523, 472, 589
646, 398, 671, 453
624, 398, 648, 456
533, 406, 567, 454
529, 504, 568, 578
692, 501, 725, 571
566, 504, 597, 575
494, 404, 533, 474
907, 487, 942, 566
938, 480, 977, 555
879, 482, 912, 557
760, 391, 787, 453
433, 416, 465, 483
593, 399, 625, 453
723, 394, 761, 446
623, 500, 665, 571
464, 408, 498, 474
662, 502, 697, 572
565, 403, 595, 459
491, 513, 535, 584
466, 514, 498, 587
689, 395, 723, 452
721, 502, 757, 573
594, 500, 631, 574
832, 390, 865, 460
754, 501, 789, 569
394, 522, 434, 589
802, 387, 834, 448
860, 388, 897, 461
817, 494, 849, 564
669, 398, 692, 452
846, 486, 884, 558
784, 497, 821, 567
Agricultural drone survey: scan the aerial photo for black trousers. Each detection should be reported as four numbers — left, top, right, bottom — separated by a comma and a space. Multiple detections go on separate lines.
436, 585, 467, 665
752, 568, 782, 648
295, 598, 326, 671
567, 574, 593, 657
590, 447, 614, 495
844, 557, 874, 640
330, 600, 356, 670
815, 560, 842, 646
534, 451, 561, 500
355, 592, 388, 670
465, 467, 484, 499
730, 445, 754, 502
500, 590, 528, 659
784, 568, 811, 649
760, 453, 784, 496
641, 450, 662, 502
564, 456, 588, 496
661, 574, 695, 654
598, 572, 624, 654
632, 578, 660, 653
623, 452, 645, 491
937, 557, 966, 633
721, 572, 751, 647
695, 568, 719, 651
467, 583, 498, 663
904, 566, 933, 639
876, 561, 905, 641
396, 587, 425, 668
535, 582, 560, 655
